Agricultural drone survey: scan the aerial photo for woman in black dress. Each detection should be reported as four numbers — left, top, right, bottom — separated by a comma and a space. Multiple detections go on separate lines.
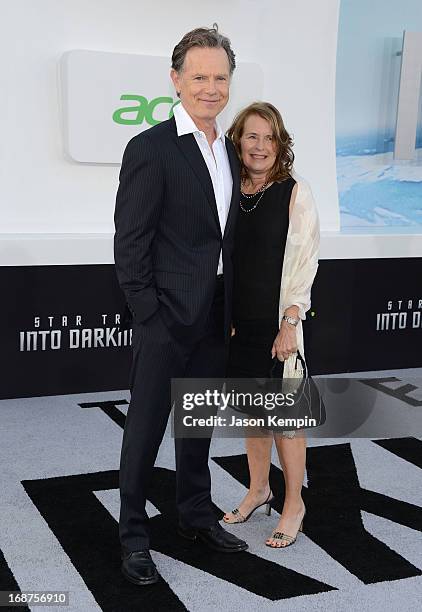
223, 102, 320, 548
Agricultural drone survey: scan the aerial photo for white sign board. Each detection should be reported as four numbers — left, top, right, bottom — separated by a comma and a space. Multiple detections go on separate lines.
60, 50, 264, 164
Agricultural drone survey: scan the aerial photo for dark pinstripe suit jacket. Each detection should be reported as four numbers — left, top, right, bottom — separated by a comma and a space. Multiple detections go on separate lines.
114, 116, 240, 342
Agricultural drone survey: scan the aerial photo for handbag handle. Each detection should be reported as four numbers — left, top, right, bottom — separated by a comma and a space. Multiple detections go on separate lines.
269, 350, 308, 379
282, 350, 307, 379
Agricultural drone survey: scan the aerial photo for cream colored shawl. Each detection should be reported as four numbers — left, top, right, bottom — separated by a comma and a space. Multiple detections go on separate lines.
278, 174, 320, 360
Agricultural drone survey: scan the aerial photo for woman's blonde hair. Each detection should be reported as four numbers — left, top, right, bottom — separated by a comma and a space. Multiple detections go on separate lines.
227, 102, 294, 183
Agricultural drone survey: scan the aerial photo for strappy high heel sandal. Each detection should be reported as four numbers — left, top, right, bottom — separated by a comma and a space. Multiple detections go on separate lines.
265, 506, 306, 548
223, 490, 274, 524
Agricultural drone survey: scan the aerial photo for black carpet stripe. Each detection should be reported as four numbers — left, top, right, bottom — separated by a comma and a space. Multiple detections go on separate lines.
0, 548, 30, 612
147, 467, 335, 600
373, 437, 422, 469
213, 441, 422, 585
360, 489, 422, 531
361, 378, 422, 407
21, 467, 335, 606
22, 471, 186, 612
79, 400, 128, 429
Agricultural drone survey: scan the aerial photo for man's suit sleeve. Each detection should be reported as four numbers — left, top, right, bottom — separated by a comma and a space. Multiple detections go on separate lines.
114, 134, 164, 324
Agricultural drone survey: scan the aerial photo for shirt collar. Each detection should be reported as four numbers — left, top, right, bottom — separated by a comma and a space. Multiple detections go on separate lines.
173, 102, 225, 142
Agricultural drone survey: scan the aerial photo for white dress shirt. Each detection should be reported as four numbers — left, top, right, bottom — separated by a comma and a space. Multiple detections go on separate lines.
173, 103, 233, 275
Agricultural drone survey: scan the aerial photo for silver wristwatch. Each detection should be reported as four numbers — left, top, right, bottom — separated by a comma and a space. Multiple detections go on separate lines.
282, 315, 300, 327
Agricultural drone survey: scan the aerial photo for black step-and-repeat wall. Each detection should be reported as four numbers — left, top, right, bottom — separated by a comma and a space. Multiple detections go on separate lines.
307, 258, 422, 374
1, 259, 421, 399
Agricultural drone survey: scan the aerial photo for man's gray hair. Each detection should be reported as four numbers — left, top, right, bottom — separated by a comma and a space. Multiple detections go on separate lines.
171, 25, 236, 75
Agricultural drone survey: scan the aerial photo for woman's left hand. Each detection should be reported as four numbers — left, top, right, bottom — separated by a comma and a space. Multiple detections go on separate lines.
271, 321, 298, 361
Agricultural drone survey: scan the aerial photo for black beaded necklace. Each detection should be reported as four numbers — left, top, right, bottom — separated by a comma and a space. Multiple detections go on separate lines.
240, 181, 269, 213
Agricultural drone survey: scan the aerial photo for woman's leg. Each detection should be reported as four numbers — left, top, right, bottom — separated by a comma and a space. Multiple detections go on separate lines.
265, 434, 306, 546
224, 320, 279, 522
223, 430, 273, 522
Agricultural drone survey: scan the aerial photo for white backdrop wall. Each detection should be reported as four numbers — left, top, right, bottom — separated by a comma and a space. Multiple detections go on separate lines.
0, 0, 340, 239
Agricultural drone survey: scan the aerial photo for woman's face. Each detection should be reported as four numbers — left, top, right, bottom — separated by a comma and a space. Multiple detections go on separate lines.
240, 114, 277, 178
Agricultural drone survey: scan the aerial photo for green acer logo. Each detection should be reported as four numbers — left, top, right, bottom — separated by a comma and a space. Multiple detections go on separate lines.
112, 95, 180, 126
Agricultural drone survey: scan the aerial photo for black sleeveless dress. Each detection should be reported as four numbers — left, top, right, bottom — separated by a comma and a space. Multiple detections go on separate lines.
228, 177, 296, 378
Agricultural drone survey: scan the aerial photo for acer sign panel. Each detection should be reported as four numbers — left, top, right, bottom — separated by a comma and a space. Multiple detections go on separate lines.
60, 50, 263, 164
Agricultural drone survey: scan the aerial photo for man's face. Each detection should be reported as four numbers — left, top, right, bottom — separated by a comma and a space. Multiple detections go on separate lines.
171, 46, 230, 124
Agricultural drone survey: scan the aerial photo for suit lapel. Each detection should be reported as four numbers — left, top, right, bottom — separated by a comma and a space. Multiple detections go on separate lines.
174, 132, 221, 233
224, 137, 240, 238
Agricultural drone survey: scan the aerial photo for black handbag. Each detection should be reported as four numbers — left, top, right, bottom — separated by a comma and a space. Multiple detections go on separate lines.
268, 351, 325, 434
227, 351, 325, 435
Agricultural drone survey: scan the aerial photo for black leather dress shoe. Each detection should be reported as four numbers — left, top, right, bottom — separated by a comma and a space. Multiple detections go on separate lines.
178, 522, 248, 553
121, 549, 159, 585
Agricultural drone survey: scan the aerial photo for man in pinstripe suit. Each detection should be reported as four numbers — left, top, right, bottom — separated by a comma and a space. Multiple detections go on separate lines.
114, 26, 247, 586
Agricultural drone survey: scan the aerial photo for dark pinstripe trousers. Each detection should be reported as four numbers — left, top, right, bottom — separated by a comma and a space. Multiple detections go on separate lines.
119, 279, 227, 552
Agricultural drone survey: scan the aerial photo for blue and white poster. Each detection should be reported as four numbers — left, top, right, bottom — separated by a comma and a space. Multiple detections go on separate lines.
336, 0, 422, 227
